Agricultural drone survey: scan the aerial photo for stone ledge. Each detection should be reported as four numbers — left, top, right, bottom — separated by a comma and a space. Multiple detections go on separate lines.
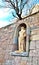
10, 52, 29, 57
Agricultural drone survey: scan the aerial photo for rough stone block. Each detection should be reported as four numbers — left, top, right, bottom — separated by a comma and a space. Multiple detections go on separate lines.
36, 41, 39, 48
30, 41, 36, 49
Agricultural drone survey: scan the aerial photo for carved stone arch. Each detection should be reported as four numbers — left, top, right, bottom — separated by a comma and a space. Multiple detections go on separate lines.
16, 22, 29, 28
16, 23, 26, 51
13, 22, 30, 56
13, 23, 27, 43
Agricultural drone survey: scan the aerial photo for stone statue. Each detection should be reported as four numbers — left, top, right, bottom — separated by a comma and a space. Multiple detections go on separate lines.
15, 27, 26, 53
18, 27, 26, 52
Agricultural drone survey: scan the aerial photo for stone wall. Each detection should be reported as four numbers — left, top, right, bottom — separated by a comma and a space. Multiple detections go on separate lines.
0, 12, 39, 65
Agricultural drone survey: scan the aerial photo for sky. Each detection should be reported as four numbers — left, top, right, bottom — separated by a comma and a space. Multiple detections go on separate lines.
0, 0, 39, 28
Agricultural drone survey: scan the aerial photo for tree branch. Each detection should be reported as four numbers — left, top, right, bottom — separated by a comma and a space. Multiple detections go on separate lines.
21, 0, 29, 10
9, 0, 16, 9
15, 0, 19, 14
12, 12, 18, 18
2, 0, 30, 20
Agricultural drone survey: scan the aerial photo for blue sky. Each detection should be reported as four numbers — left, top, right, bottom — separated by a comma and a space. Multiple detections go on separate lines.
0, 0, 39, 28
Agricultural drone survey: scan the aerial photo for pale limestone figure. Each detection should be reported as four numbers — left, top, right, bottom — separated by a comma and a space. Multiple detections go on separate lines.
15, 27, 26, 53
18, 27, 26, 52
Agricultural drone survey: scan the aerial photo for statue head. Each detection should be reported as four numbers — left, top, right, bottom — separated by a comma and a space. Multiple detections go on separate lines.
21, 27, 25, 30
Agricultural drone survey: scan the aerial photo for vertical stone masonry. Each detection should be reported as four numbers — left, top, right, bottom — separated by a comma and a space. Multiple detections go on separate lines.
0, 12, 39, 65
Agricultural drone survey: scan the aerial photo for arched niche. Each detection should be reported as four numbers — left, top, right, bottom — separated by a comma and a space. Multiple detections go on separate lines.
13, 23, 30, 56
16, 23, 26, 51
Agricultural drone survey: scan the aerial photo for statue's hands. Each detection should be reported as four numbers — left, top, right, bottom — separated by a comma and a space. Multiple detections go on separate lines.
23, 33, 26, 37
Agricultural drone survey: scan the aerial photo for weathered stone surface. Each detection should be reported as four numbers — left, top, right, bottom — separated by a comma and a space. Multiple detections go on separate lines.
30, 35, 39, 40
31, 4, 39, 14
30, 41, 36, 49
36, 41, 39, 48
31, 28, 39, 35
0, 12, 39, 65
